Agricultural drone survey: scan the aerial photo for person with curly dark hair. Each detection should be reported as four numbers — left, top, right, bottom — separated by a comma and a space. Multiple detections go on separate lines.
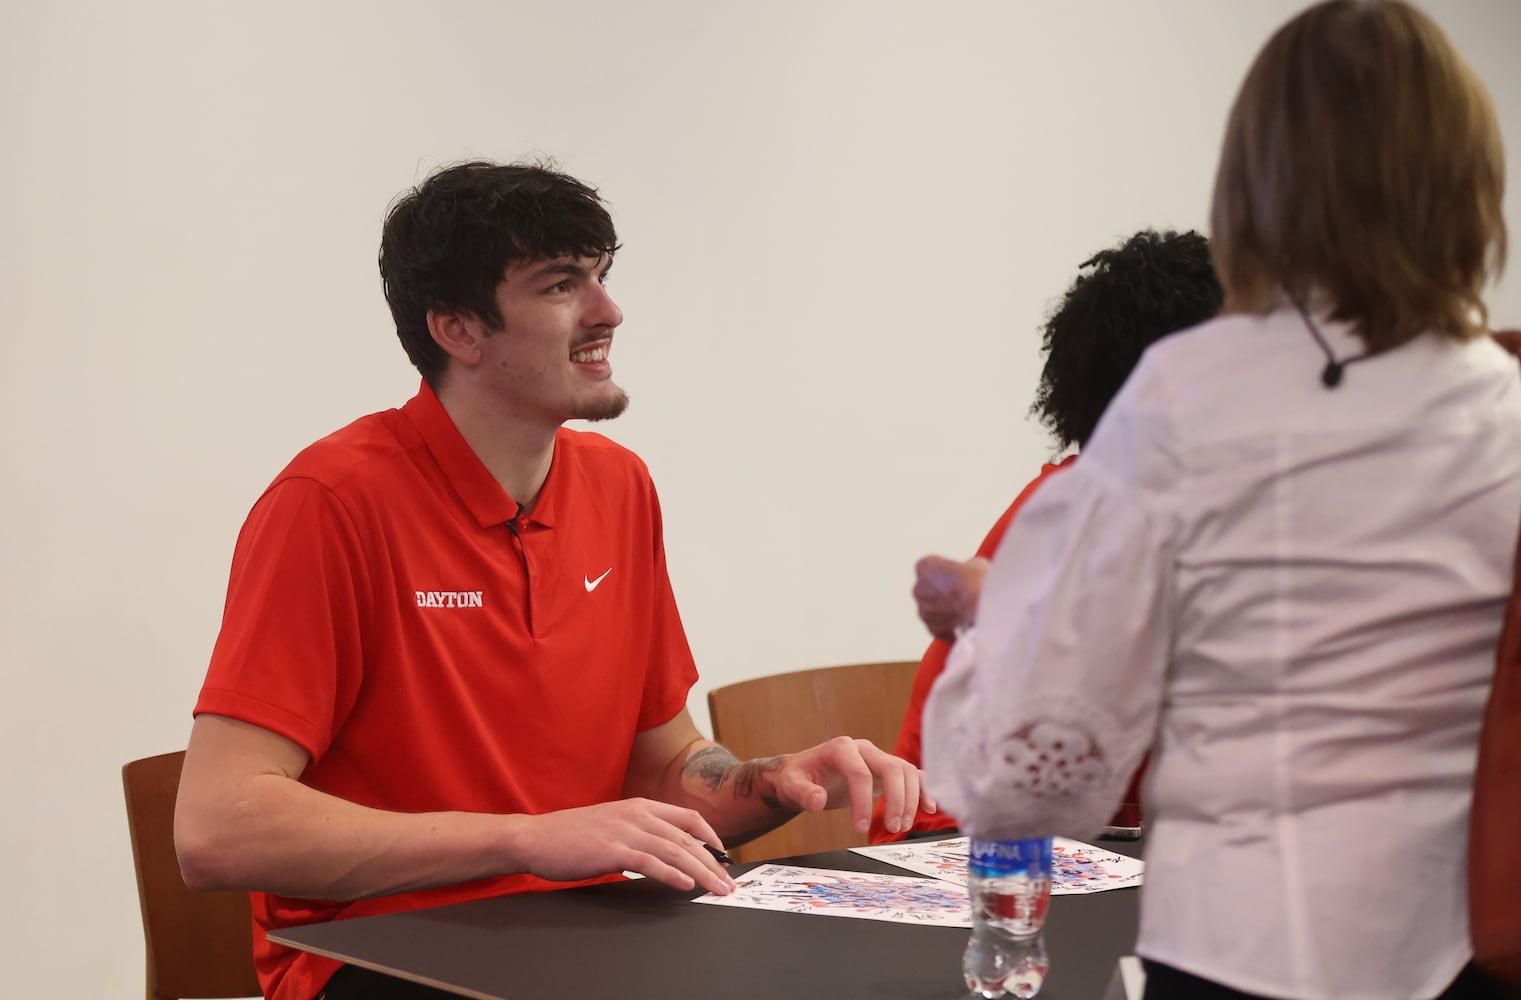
870, 228, 1222, 844
1031, 229, 1227, 453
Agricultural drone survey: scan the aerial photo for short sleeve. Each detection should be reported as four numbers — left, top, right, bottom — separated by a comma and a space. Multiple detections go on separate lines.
195, 478, 371, 761
921, 362, 1183, 840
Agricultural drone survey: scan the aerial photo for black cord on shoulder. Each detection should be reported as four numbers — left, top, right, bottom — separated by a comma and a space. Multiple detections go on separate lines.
1293, 299, 1374, 389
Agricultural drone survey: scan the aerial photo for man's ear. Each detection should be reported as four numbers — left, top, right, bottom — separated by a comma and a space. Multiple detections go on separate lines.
427, 308, 485, 368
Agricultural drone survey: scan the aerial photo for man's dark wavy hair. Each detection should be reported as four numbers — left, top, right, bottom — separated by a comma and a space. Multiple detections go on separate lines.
1031, 229, 1223, 450
379, 160, 620, 385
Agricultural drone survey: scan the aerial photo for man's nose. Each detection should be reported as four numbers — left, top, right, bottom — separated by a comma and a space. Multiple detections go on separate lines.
587, 282, 623, 329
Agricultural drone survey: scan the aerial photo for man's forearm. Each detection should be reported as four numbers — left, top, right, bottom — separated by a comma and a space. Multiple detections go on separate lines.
176, 772, 531, 901
176, 715, 536, 901
667, 743, 800, 844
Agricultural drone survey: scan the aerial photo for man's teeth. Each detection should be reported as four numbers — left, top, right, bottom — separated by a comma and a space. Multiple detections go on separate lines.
571, 346, 608, 363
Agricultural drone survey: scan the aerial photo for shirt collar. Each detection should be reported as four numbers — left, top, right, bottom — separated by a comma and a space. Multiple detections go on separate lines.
400, 380, 559, 530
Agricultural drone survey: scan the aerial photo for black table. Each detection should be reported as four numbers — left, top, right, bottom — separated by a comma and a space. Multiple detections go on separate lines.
270, 841, 1141, 1000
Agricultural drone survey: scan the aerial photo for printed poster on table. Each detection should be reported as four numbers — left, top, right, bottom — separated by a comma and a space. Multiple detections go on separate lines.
850, 835, 1143, 895
692, 863, 972, 927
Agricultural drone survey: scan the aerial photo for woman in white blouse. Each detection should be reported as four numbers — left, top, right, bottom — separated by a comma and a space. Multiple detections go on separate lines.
921, 3, 1518, 999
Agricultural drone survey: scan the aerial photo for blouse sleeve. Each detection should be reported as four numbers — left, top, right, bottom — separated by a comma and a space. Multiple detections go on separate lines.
921, 360, 1184, 841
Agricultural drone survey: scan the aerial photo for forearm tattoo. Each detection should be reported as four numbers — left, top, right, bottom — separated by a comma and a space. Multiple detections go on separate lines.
683, 745, 737, 792
681, 746, 786, 811
731, 755, 784, 811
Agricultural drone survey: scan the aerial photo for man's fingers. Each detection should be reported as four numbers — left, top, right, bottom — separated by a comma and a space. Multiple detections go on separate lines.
622, 852, 698, 892
798, 778, 831, 814
680, 832, 735, 889
635, 827, 735, 896
647, 808, 734, 890
617, 800, 734, 895
839, 744, 877, 833
899, 765, 923, 832
625, 846, 732, 896
874, 753, 909, 834
856, 741, 921, 835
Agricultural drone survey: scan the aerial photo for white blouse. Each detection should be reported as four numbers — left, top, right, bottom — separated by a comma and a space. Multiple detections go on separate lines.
923, 308, 1521, 1000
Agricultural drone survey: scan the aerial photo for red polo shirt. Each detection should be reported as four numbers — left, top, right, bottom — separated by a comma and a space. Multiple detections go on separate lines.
196, 382, 698, 1000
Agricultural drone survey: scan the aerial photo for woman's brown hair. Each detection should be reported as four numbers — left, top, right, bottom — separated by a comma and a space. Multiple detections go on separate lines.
1210, 0, 1506, 349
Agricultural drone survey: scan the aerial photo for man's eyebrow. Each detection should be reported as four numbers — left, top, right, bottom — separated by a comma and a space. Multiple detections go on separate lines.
524, 260, 590, 280
523, 255, 613, 281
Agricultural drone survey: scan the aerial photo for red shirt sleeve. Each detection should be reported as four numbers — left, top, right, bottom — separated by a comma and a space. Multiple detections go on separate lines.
195, 478, 371, 762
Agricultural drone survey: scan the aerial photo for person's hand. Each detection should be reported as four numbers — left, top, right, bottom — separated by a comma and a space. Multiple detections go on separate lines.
913, 555, 989, 643
768, 737, 936, 836
513, 798, 736, 895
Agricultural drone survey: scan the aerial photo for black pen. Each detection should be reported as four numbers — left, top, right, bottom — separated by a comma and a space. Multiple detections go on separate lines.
703, 843, 733, 865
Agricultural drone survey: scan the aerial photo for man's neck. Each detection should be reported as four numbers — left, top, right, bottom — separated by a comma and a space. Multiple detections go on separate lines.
433, 380, 558, 513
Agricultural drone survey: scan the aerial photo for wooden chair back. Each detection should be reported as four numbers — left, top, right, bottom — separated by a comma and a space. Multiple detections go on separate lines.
122, 751, 261, 1000
707, 660, 918, 862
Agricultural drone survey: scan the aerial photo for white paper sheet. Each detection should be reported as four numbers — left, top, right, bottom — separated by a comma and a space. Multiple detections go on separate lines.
849, 835, 1143, 895
692, 863, 973, 927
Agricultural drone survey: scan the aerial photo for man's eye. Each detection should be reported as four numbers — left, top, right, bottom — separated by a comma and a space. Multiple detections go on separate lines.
549, 280, 571, 293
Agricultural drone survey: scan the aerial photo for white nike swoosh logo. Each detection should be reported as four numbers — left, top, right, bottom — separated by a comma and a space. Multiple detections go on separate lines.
584, 568, 613, 592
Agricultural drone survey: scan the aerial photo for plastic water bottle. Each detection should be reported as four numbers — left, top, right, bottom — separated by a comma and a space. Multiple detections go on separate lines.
963, 837, 1053, 999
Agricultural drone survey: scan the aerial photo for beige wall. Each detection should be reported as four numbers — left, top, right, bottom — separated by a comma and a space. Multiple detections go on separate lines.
2, 0, 1518, 993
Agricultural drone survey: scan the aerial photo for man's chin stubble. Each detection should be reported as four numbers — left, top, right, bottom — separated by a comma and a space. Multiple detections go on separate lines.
579, 389, 630, 423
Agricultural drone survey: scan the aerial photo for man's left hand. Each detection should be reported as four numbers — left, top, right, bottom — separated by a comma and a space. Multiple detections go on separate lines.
768, 736, 936, 836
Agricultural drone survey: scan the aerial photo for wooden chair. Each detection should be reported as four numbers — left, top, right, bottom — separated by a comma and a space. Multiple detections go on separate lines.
707, 660, 919, 862
122, 751, 261, 1000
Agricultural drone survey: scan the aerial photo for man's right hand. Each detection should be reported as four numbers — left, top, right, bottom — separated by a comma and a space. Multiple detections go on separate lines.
510, 798, 736, 896
913, 555, 989, 643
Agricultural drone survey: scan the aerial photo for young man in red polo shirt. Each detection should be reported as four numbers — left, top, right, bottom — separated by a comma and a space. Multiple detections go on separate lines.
175, 160, 931, 1000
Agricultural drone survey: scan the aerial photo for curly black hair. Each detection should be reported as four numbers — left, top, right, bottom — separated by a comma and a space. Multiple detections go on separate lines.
1030, 229, 1223, 450
379, 160, 620, 384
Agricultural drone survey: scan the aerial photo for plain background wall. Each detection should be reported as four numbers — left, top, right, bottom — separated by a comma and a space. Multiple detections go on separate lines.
2, 1, 1518, 994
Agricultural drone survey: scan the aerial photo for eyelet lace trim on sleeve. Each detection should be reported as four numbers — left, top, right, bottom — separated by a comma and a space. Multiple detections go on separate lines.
997, 719, 1109, 800
954, 696, 1147, 841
